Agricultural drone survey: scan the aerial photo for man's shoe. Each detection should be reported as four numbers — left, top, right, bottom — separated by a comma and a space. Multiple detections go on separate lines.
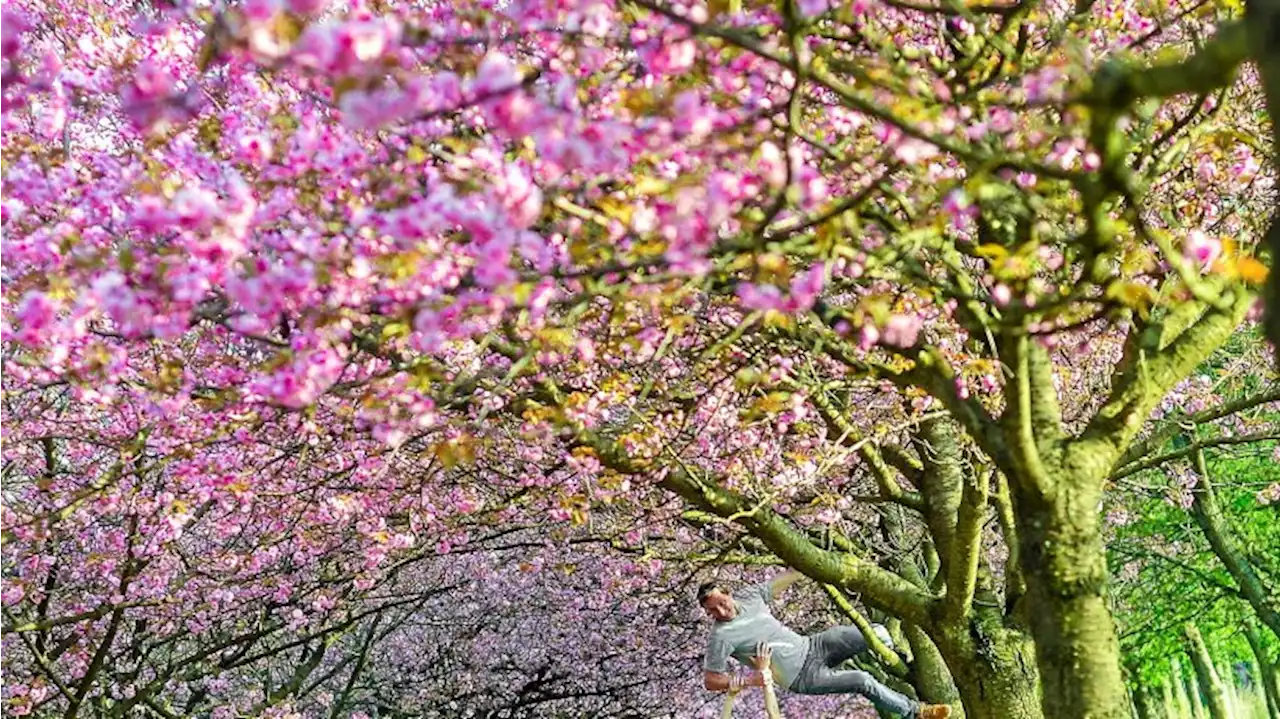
917, 705, 953, 719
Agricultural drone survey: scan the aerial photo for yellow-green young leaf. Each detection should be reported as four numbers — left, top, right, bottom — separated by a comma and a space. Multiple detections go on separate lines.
734, 368, 763, 389
762, 310, 795, 329
706, 0, 742, 18
510, 282, 534, 305
377, 252, 421, 281
273, 12, 304, 43
631, 239, 667, 258
536, 328, 575, 351
633, 177, 670, 196
974, 244, 1009, 262
405, 145, 429, 163
1105, 281, 1158, 320
596, 197, 633, 225
381, 322, 409, 340
434, 436, 477, 468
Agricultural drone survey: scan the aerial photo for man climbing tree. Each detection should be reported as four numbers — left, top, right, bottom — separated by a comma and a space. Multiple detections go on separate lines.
698, 571, 953, 718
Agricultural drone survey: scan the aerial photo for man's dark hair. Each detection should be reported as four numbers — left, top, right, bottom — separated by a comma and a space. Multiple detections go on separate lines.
696, 581, 727, 604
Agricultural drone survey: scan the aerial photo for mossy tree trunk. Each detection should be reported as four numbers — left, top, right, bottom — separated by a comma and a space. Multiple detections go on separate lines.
1185, 623, 1232, 719
990, 291, 1252, 718
980, 332, 1129, 718
904, 623, 963, 713
892, 422, 1044, 719
932, 624, 1042, 719
1011, 471, 1129, 718
1246, 624, 1280, 719
874, 475, 1043, 719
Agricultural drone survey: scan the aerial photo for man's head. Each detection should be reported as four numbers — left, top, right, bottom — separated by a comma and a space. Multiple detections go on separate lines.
697, 581, 737, 622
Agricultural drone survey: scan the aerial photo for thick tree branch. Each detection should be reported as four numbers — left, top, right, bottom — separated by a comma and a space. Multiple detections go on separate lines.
808, 389, 924, 510
574, 428, 937, 626
943, 467, 991, 622
914, 418, 965, 577
1079, 287, 1254, 468
1116, 384, 1280, 468
990, 470, 1026, 617
1001, 333, 1057, 496
1080, 21, 1251, 107
1026, 339, 1065, 444
880, 443, 925, 486
821, 584, 910, 676
1111, 430, 1280, 480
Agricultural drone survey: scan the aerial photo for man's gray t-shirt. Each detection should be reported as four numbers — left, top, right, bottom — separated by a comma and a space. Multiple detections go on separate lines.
703, 581, 810, 689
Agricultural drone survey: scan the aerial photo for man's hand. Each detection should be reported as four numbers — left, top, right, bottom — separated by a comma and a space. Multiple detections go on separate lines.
704, 670, 765, 693
750, 642, 772, 670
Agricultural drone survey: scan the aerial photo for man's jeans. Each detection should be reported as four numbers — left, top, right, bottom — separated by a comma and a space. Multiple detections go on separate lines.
790, 626, 919, 717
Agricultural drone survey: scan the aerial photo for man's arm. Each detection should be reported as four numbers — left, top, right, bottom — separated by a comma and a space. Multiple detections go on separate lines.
703, 670, 766, 692
753, 643, 783, 719
765, 570, 804, 601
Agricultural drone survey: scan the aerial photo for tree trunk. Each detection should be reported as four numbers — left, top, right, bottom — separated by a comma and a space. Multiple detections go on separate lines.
1246, 624, 1280, 719
1190, 446, 1280, 639
1160, 678, 1176, 719
1185, 623, 1232, 719
1133, 680, 1158, 719
1173, 656, 1196, 719
1185, 664, 1207, 719
904, 623, 963, 715
874, 487, 1042, 719
1247, 0, 1280, 367
1128, 656, 1163, 719
1015, 481, 1130, 719
933, 621, 1044, 719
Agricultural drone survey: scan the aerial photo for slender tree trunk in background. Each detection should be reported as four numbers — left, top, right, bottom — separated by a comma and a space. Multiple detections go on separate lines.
1188, 670, 1207, 719
1190, 447, 1280, 639
1128, 656, 1162, 719
1133, 680, 1159, 719
1161, 679, 1177, 719
1229, 659, 1261, 719
1246, 624, 1280, 719
1186, 624, 1232, 719
1220, 662, 1242, 719
1243, 660, 1270, 719
1173, 656, 1197, 719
